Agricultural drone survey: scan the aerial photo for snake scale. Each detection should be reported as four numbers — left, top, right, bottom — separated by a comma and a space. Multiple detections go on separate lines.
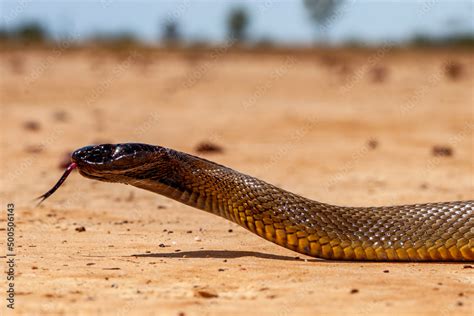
39, 143, 473, 261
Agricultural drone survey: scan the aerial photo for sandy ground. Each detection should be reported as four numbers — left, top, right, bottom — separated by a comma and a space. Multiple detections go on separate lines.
0, 47, 473, 315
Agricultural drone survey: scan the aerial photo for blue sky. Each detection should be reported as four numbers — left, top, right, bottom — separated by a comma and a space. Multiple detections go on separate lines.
1, 0, 473, 44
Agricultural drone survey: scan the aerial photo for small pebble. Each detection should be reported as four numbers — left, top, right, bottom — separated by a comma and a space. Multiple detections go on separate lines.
53, 110, 68, 122
369, 65, 388, 83
195, 142, 224, 154
420, 183, 429, 190
25, 145, 43, 154
432, 146, 453, 157
194, 290, 218, 299
444, 61, 464, 80
23, 121, 41, 131
367, 139, 379, 149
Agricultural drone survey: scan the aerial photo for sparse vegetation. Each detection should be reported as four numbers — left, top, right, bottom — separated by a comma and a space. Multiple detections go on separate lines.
227, 7, 249, 42
162, 21, 181, 46
304, 0, 344, 42
89, 32, 140, 50
0, 22, 48, 45
14, 22, 48, 43
0, 29, 10, 41
410, 33, 474, 48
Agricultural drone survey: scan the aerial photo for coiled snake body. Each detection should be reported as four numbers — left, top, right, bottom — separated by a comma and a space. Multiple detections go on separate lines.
40, 143, 473, 261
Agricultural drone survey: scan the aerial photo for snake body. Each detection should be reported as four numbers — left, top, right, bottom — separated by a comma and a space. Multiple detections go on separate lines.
42, 143, 473, 261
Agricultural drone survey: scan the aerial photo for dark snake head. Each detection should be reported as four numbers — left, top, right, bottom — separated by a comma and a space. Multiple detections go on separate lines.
38, 143, 174, 204
72, 143, 169, 183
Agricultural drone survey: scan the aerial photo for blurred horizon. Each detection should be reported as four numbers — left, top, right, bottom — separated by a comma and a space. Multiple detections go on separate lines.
1, 0, 473, 47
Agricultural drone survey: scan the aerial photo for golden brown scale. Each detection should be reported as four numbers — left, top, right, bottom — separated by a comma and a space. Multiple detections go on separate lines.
123, 148, 473, 261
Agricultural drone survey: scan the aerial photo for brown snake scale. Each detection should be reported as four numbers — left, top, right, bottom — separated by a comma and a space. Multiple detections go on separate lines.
44, 143, 474, 261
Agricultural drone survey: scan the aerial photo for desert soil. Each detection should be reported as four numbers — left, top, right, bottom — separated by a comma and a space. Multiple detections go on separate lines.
0, 47, 473, 316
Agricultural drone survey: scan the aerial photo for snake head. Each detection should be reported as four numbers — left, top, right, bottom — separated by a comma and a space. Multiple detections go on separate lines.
71, 143, 169, 182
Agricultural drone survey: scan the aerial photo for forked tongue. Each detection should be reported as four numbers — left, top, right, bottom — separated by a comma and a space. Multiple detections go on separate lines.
36, 162, 77, 205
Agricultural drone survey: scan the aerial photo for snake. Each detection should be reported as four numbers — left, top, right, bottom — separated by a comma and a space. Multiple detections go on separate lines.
39, 143, 473, 261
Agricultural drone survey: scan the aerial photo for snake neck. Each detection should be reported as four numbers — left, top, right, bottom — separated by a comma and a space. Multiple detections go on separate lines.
123, 149, 323, 230
126, 149, 295, 217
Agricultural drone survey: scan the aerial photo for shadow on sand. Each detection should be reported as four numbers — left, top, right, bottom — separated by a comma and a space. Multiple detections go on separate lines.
132, 249, 320, 262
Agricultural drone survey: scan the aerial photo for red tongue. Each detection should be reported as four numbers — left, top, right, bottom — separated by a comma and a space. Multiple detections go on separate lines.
37, 162, 77, 205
